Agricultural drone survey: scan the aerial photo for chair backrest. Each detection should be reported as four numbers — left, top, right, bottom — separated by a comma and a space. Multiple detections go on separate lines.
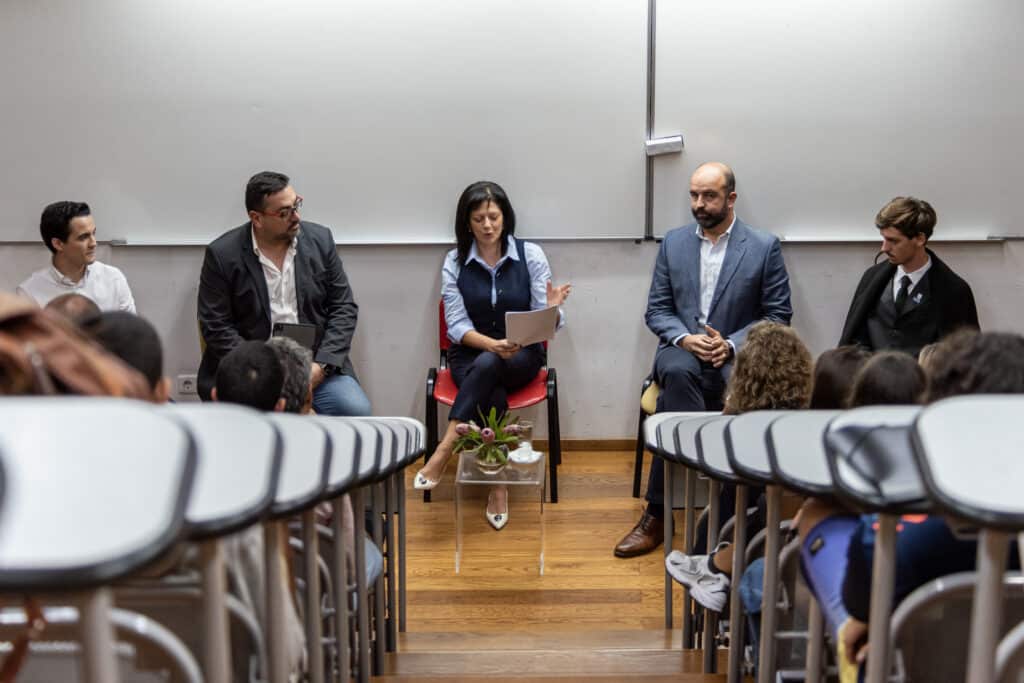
643, 412, 714, 461
824, 406, 925, 513
0, 398, 195, 590
264, 413, 331, 519
372, 417, 427, 469
695, 415, 740, 483
311, 417, 367, 497
890, 572, 1024, 683
724, 410, 791, 484
164, 403, 282, 539
913, 395, 1024, 530
766, 410, 843, 497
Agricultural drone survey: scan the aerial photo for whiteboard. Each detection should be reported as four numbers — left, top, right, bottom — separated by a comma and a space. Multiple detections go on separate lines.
652, 0, 1024, 240
0, 0, 646, 245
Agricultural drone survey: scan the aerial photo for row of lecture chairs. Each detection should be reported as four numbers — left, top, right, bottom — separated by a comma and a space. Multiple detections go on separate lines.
0, 398, 425, 683
645, 397, 1024, 683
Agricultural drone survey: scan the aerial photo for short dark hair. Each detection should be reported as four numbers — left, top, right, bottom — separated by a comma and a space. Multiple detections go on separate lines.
928, 332, 1024, 401
40, 201, 91, 253
848, 352, 927, 407
267, 336, 312, 414
810, 346, 872, 409
875, 196, 936, 241
44, 293, 101, 326
245, 171, 290, 213
454, 181, 516, 264
215, 341, 284, 411
84, 312, 164, 390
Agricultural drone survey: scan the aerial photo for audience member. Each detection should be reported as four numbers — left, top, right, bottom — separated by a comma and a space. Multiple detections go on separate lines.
83, 311, 171, 403
212, 340, 285, 411
663, 321, 813, 611
197, 171, 371, 417
808, 346, 872, 410
16, 201, 135, 312
267, 336, 314, 414
615, 162, 793, 558
839, 196, 978, 356
846, 351, 928, 407
44, 292, 101, 326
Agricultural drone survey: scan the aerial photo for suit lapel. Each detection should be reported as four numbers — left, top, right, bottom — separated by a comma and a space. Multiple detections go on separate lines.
240, 224, 272, 324
683, 228, 701, 302
293, 229, 312, 315
707, 222, 748, 319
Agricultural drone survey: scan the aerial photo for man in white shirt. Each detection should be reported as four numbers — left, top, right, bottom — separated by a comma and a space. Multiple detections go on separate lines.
839, 196, 979, 356
16, 201, 135, 313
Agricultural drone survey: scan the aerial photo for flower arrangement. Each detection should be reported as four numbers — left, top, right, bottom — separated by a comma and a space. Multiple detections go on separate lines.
452, 407, 522, 469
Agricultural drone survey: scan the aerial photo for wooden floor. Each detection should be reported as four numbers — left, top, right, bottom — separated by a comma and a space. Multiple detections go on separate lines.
385, 449, 742, 680
402, 448, 684, 633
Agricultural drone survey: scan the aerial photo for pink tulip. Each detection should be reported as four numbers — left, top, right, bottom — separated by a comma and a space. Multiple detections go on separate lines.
469, 423, 481, 433
481, 428, 495, 443
504, 424, 520, 435
455, 423, 470, 436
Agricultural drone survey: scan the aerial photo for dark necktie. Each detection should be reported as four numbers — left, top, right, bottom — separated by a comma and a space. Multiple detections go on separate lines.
895, 275, 912, 315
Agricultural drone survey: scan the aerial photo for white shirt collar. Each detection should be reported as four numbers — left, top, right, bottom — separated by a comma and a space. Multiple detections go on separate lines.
251, 225, 300, 256
695, 215, 737, 243
467, 234, 519, 267
49, 262, 89, 287
896, 254, 932, 285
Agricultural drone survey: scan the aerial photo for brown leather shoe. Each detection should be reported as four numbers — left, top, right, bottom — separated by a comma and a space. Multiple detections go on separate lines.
614, 510, 665, 558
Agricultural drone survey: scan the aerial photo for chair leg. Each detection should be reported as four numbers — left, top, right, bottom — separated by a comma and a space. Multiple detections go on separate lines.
546, 368, 560, 504
633, 409, 646, 498
424, 370, 438, 504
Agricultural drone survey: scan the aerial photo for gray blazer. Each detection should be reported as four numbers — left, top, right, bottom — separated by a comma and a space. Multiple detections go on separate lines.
645, 219, 792, 353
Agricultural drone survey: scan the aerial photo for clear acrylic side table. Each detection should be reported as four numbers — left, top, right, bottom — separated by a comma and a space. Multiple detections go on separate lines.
454, 449, 547, 575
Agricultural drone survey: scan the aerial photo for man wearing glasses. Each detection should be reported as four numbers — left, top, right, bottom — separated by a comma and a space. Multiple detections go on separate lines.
196, 171, 371, 416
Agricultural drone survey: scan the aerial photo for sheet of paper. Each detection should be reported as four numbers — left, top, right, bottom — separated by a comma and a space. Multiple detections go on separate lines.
505, 306, 560, 346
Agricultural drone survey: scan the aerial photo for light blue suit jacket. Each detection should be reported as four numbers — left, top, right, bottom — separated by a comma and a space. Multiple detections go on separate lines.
645, 219, 792, 354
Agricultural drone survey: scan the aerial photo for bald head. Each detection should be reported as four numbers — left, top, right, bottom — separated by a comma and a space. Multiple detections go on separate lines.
691, 162, 736, 194
689, 162, 737, 233
45, 292, 101, 326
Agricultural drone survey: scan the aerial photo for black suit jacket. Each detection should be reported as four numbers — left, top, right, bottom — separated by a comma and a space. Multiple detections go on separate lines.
197, 221, 358, 400
839, 248, 979, 351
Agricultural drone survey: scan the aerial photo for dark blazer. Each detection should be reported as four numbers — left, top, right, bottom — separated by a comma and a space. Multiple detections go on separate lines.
645, 219, 793, 352
839, 248, 979, 351
197, 221, 358, 400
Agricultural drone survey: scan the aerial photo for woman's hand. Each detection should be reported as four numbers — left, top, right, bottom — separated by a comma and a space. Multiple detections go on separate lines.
546, 280, 572, 307
489, 338, 521, 360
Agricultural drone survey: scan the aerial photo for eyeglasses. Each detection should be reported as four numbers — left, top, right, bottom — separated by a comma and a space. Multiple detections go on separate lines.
262, 196, 303, 220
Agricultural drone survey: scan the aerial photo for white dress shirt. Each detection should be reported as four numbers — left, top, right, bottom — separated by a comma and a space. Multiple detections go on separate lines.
893, 256, 932, 301
441, 235, 564, 344
672, 216, 736, 347
251, 229, 299, 329
16, 261, 136, 312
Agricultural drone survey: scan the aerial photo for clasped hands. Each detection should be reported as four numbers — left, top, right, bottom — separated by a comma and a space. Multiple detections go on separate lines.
680, 324, 732, 368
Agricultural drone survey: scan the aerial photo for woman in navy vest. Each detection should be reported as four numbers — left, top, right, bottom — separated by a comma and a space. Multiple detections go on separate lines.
414, 181, 570, 530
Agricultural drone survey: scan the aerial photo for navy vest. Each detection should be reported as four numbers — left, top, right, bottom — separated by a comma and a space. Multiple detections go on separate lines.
456, 238, 532, 339
865, 271, 938, 357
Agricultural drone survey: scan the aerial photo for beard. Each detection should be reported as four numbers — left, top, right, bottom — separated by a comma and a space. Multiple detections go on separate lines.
692, 206, 728, 229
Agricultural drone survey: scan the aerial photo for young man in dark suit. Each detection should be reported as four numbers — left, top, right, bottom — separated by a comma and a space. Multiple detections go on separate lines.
197, 171, 371, 415
839, 197, 979, 357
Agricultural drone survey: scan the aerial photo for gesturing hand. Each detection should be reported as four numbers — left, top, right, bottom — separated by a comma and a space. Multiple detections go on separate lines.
546, 280, 572, 307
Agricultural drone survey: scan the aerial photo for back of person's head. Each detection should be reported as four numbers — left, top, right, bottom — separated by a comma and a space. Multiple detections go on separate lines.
810, 346, 872, 409
724, 321, 813, 414
44, 293, 101, 326
875, 196, 936, 241
848, 352, 927, 407
267, 336, 313, 414
214, 340, 285, 411
84, 311, 170, 402
928, 332, 1024, 401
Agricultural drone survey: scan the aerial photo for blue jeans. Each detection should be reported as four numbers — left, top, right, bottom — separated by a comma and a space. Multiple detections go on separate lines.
313, 373, 372, 416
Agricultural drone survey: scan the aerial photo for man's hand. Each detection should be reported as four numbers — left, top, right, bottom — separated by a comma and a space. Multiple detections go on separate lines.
839, 617, 869, 666
490, 339, 521, 360
680, 333, 716, 362
311, 362, 326, 389
705, 324, 732, 368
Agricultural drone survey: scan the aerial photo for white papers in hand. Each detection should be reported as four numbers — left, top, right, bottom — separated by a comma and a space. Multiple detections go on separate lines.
505, 306, 559, 346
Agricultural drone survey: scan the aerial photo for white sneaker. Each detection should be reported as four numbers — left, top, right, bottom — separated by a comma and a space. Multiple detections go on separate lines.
664, 550, 730, 612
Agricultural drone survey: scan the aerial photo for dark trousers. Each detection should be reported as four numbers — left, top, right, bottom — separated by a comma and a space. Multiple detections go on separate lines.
645, 344, 727, 511
447, 343, 544, 422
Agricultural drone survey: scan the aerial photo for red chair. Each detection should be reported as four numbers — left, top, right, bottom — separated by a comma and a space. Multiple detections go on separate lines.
424, 300, 562, 503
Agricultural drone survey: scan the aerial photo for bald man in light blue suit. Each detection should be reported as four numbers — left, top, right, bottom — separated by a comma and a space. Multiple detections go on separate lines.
615, 162, 793, 558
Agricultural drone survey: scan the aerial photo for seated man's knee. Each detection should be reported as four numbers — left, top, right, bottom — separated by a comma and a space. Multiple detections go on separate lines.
313, 374, 372, 416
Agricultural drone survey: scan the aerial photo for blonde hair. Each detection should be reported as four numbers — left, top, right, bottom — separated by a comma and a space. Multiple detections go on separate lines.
723, 321, 813, 415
